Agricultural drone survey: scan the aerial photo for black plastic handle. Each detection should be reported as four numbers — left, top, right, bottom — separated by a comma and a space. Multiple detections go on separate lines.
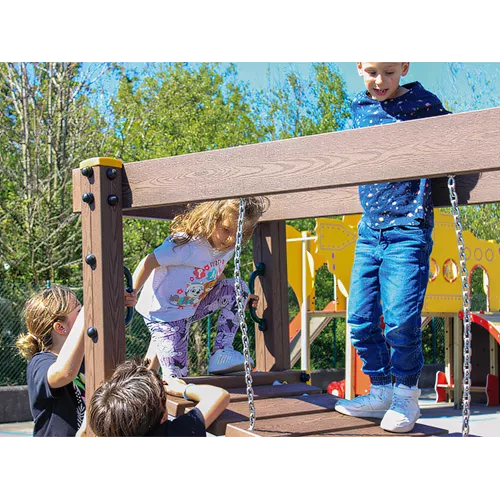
124, 266, 134, 326
248, 262, 267, 332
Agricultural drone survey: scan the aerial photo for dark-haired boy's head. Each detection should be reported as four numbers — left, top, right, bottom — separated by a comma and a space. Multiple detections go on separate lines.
89, 357, 166, 437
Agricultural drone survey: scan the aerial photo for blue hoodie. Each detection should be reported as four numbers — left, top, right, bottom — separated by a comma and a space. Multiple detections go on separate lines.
352, 81, 451, 229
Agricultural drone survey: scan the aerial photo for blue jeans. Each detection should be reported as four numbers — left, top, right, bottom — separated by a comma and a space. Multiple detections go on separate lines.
348, 219, 433, 387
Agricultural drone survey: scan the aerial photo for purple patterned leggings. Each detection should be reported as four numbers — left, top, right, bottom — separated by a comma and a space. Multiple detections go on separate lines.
144, 278, 248, 378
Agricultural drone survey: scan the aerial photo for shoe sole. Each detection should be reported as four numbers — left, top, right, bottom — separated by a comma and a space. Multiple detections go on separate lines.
380, 413, 421, 433
209, 362, 247, 374
334, 404, 387, 419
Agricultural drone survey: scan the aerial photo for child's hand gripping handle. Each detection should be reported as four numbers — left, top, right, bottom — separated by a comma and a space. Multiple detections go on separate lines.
248, 262, 267, 331
124, 266, 135, 326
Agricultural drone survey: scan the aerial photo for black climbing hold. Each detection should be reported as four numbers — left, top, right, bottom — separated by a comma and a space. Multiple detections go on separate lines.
87, 327, 98, 343
82, 192, 94, 204
108, 195, 119, 206
106, 168, 117, 180
85, 254, 97, 269
81, 167, 94, 178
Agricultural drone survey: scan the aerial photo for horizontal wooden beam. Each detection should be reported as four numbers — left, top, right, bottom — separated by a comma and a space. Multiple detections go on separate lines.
77, 171, 500, 222
73, 108, 500, 218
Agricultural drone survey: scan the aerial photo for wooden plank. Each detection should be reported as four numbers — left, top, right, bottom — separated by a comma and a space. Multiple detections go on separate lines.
208, 393, 339, 435
74, 170, 500, 223
166, 382, 322, 418
166, 395, 194, 418
227, 382, 321, 401
308, 422, 449, 437
76, 172, 500, 220
181, 370, 305, 389
71, 109, 500, 211
226, 412, 448, 437
80, 164, 126, 434
252, 221, 290, 371
226, 411, 380, 439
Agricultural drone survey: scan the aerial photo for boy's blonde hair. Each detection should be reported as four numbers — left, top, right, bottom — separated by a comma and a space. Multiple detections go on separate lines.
170, 197, 269, 247
16, 285, 78, 360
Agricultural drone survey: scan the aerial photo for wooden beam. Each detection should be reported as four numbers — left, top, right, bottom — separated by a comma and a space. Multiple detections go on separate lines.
252, 221, 290, 371
79, 162, 126, 435
75, 170, 500, 221
72, 108, 500, 212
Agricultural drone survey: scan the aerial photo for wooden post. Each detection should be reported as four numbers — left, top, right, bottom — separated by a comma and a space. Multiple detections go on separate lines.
79, 157, 126, 429
252, 221, 290, 371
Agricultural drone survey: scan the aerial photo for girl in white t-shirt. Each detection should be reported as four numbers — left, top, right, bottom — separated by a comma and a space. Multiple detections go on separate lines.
133, 197, 268, 378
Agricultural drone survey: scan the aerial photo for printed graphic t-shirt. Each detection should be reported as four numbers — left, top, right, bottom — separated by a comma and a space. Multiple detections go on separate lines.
27, 351, 86, 437
135, 235, 234, 322
352, 81, 451, 229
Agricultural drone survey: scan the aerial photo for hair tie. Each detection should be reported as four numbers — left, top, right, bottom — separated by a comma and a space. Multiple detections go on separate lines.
27, 333, 39, 343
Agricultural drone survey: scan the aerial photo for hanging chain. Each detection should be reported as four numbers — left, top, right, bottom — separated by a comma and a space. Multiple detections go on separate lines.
234, 198, 256, 430
447, 176, 472, 437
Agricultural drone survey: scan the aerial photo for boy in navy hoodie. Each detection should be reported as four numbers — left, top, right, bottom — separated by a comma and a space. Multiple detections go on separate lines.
335, 63, 450, 433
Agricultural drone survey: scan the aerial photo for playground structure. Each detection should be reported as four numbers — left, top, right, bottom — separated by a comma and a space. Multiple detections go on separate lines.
72, 107, 500, 436
286, 210, 500, 406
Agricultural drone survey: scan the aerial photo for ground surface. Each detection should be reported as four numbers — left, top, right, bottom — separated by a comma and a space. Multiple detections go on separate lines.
2, 389, 498, 437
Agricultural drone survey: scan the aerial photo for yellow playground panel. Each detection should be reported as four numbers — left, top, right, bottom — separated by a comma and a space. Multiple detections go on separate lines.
286, 210, 500, 315
286, 210, 500, 403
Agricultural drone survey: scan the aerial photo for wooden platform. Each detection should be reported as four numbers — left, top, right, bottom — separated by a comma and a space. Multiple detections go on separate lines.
168, 373, 448, 437
226, 406, 448, 437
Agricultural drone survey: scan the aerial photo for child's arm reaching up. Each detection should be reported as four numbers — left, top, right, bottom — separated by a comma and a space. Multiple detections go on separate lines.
132, 252, 160, 293
47, 307, 85, 389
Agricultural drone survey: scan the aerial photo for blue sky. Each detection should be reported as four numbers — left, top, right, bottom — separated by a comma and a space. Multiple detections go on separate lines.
99, 62, 500, 116
230, 62, 445, 97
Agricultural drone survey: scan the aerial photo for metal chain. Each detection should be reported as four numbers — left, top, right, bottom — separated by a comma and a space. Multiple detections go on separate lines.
234, 198, 256, 430
447, 176, 472, 437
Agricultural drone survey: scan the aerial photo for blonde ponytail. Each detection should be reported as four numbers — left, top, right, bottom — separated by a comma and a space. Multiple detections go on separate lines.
16, 332, 42, 360
16, 285, 78, 360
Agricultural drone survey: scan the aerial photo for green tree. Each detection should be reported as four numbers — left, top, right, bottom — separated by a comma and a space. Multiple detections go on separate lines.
105, 63, 264, 270
0, 62, 113, 285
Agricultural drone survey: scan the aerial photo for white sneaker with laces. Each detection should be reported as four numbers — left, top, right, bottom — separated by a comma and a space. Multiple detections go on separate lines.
208, 348, 254, 374
380, 384, 421, 433
334, 384, 393, 418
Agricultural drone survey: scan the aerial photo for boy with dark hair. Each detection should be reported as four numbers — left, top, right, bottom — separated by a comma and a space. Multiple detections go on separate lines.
335, 63, 451, 433
86, 357, 230, 437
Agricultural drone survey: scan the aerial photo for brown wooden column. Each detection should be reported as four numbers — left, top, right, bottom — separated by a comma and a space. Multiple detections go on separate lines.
79, 157, 126, 420
252, 221, 290, 371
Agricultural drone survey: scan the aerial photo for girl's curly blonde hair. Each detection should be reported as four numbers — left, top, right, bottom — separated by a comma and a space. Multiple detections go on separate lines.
170, 197, 269, 247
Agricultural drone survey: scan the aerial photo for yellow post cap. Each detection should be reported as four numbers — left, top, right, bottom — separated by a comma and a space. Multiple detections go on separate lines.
79, 157, 124, 169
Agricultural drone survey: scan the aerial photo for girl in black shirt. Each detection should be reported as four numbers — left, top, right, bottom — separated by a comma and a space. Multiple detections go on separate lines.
16, 286, 85, 437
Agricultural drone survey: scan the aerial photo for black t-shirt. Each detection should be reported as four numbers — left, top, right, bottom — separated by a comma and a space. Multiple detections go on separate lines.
147, 407, 206, 437
26, 351, 86, 437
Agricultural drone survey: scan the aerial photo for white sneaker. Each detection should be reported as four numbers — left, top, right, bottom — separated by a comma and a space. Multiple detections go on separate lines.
335, 384, 393, 419
380, 385, 421, 433
208, 348, 254, 374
